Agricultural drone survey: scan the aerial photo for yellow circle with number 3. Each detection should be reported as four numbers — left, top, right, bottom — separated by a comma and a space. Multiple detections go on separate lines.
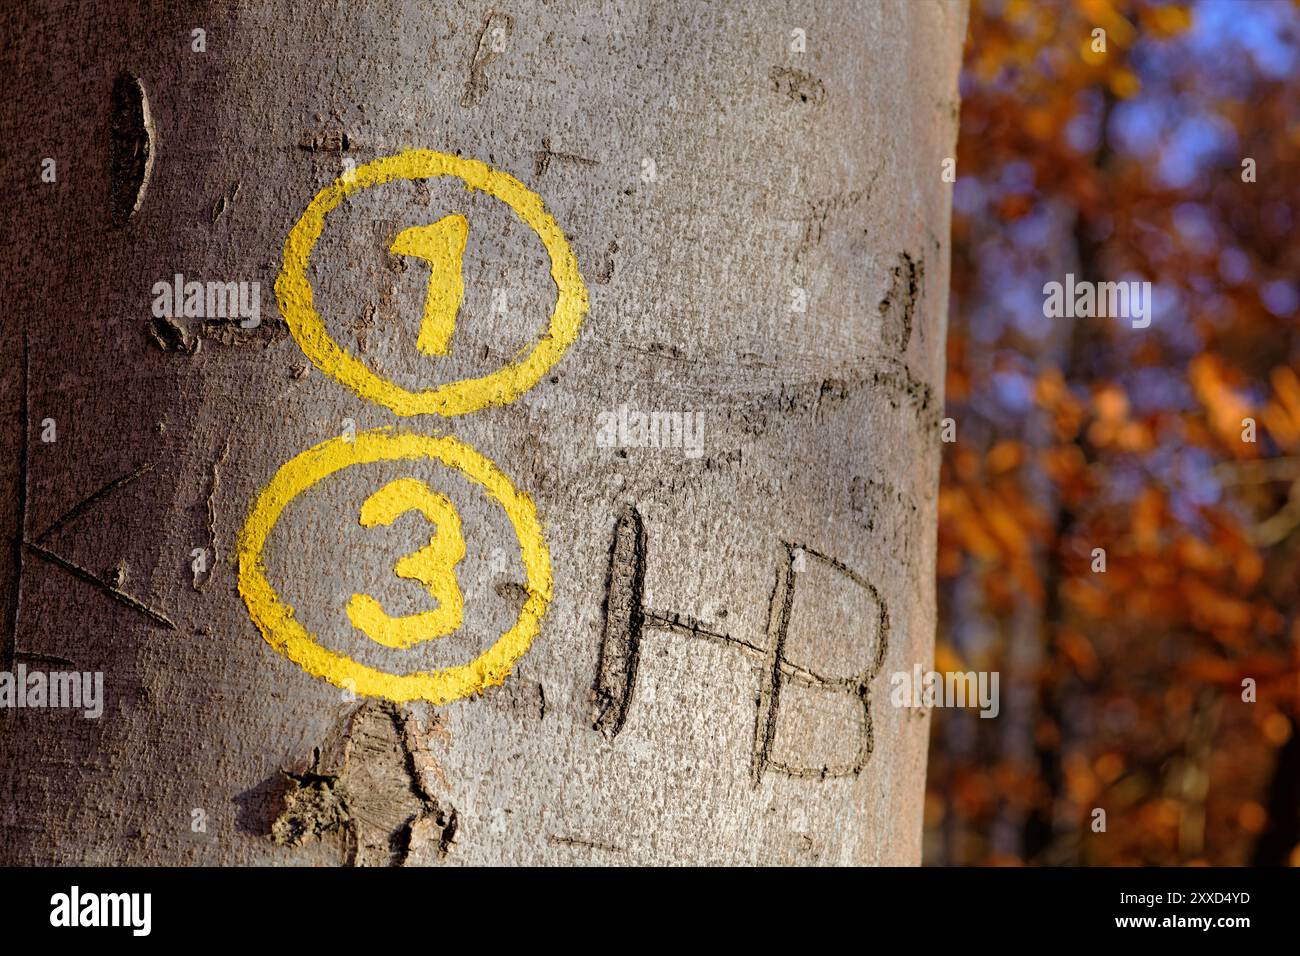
236, 428, 552, 704
276, 149, 589, 417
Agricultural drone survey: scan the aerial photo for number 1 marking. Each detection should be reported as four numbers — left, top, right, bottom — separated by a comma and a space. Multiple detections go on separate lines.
390, 214, 469, 356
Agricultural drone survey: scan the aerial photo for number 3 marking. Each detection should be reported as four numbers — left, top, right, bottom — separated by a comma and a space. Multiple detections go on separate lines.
346, 478, 466, 649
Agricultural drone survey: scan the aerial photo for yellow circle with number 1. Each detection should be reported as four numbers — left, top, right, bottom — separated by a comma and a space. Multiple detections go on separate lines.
235, 428, 553, 704
276, 149, 589, 417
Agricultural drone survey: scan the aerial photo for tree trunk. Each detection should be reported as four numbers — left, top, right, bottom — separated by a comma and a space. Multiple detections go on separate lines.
1, 0, 966, 865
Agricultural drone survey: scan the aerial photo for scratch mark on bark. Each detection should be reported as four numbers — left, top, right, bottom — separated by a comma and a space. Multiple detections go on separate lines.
751, 544, 796, 785
201, 438, 231, 585
26, 541, 175, 630
593, 240, 619, 285
795, 188, 865, 268
298, 129, 350, 152
13, 651, 75, 668
211, 181, 241, 223
200, 316, 289, 347
36, 461, 156, 544
532, 137, 598, 178
4, 330, 30, 669
461, 11, 512, 107
644, 609, 767, 658
547, 834, 623, 853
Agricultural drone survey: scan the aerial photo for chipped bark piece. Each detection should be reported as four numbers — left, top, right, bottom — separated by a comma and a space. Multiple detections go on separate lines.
271, 702, 457, 867
298, 129, 350, 152
769, 65, 828, 106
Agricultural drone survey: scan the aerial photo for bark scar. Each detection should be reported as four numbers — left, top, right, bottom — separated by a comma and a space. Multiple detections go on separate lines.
879, 251, 924, 353
461, 11, 513, 107
590, 504, 646, 737
110, 72, 155, 226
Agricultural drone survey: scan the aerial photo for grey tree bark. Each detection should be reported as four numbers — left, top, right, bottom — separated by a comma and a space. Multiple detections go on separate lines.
1, 0, 966, 865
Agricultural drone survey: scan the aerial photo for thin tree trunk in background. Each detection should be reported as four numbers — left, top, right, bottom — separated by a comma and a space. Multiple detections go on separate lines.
1253, 716, 1300, 865
1015, 92, 1117, 866
1, 0, 965, 865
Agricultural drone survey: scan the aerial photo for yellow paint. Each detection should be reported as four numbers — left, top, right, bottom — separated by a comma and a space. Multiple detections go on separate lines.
389, 215, 468, 357
236, 429, 552, 704
276, 149, 588, 417
346, 478, 466, 649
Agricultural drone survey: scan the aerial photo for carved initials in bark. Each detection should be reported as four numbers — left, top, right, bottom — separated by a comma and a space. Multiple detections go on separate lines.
592, 506, 890, 783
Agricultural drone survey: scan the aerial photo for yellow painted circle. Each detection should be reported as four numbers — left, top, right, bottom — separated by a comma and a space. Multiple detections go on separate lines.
236, 429, 553, 704
276, 149, 588, 416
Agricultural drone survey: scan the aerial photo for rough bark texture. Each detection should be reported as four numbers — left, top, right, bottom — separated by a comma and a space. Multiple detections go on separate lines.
1, 0, 965, 865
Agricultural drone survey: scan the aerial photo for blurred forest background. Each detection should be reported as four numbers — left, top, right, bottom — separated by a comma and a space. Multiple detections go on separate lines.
928, 0, 1300, 865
